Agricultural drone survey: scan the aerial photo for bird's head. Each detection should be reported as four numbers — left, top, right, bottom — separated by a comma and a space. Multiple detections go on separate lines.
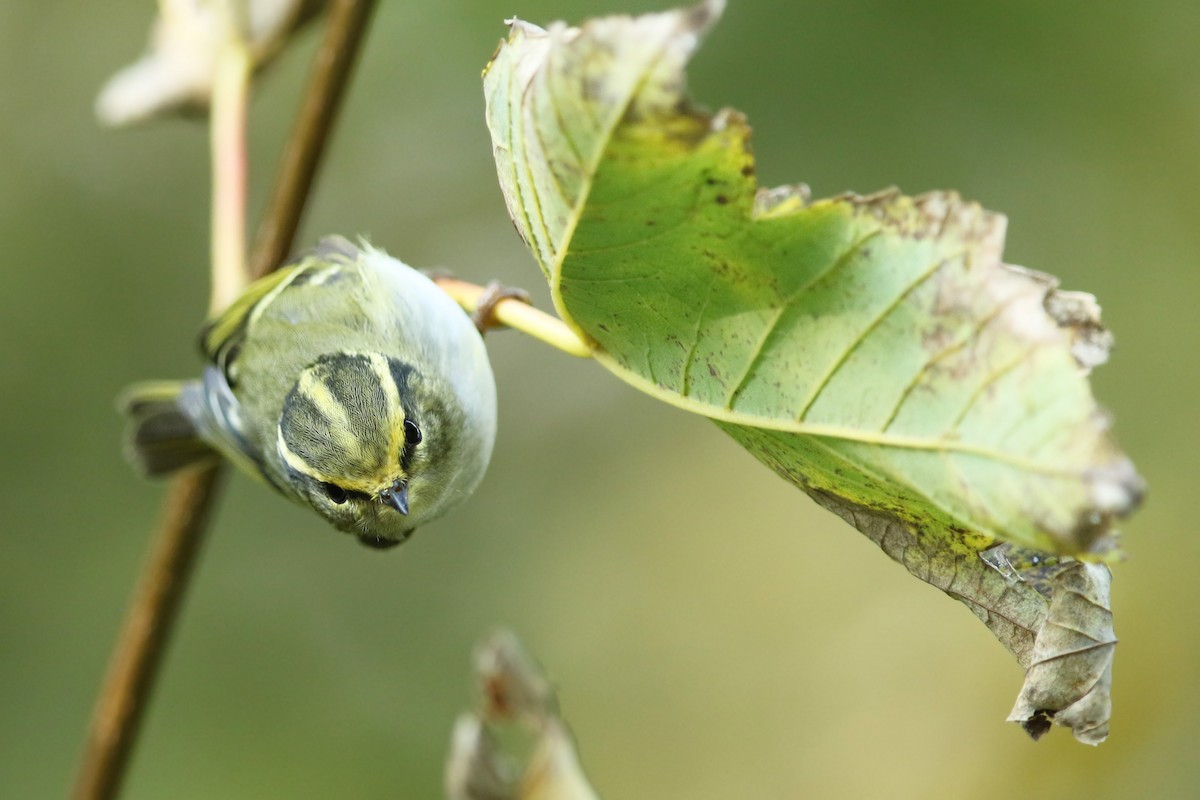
275, 351, 470, 549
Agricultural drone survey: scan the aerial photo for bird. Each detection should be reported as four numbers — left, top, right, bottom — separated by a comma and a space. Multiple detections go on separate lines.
121, 236, 498, 550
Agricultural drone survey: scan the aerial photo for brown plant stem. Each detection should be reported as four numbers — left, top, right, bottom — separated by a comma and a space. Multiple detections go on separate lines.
71, 3, 379, 799
251, 0, 378, 280
71, 465, 227, 800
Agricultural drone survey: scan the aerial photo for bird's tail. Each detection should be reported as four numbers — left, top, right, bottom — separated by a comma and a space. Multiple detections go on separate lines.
119, 380, 217, 477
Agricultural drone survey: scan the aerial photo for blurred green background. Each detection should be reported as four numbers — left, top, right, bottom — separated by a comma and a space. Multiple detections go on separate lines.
2, 1, 1196, 797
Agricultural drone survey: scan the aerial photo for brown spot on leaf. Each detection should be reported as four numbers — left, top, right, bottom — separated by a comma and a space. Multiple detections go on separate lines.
1021, 710, 1054, 741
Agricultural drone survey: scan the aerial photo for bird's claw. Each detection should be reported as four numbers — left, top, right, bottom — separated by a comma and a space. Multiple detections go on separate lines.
473, 281, 532, 334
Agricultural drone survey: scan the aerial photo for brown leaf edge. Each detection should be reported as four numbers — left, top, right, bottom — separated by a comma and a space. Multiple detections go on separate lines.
811, 490, 1116, 744
1005, 560, 1115, 745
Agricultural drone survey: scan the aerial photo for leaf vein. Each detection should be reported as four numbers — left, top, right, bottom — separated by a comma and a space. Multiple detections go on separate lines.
879, 287, 1025, 433
806, 435, 1001, 543
723, 229, 882, 410
950, 344, 1040, 432
594, 353, 1086, 479
797, 252, 958, 421
550, 30, 687, 310
939, 449, 1008, 543
518, 80, 560, 267
682, 274, 718, 397
496, 66, 543, 273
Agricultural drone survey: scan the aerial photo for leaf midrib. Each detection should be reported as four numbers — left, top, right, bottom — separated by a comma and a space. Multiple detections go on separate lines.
548, 21, 690, 332
517, 19, 1092, 484
595, 350, 1091, 480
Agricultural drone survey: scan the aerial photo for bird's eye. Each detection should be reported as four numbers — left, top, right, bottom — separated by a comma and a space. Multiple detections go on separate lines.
404, 419, 422, 445
320, 482, 348, 504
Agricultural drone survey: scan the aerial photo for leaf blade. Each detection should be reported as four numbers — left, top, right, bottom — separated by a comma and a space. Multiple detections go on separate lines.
483, 1, 1141, 741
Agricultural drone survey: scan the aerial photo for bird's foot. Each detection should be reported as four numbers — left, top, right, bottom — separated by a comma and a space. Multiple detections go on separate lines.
473, 281, 532, 334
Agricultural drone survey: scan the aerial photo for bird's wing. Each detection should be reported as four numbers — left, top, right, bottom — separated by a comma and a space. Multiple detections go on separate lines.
198, 237, 362, 384
199, 263, 306, 382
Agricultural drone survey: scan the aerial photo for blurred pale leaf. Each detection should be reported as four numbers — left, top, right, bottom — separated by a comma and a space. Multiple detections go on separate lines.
96, 0, 327, 126
482, 0, 1140, 742
445, 631, 599, 800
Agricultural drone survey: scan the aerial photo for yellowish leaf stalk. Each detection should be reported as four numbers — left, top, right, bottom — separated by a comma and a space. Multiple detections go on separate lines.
433, 277, 594, 358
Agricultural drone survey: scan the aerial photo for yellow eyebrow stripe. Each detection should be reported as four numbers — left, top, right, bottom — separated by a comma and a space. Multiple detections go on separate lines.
277, 428, 322, 482
296, 368, 357, 453
367, 352, 409, 476
276, 351, 411, 497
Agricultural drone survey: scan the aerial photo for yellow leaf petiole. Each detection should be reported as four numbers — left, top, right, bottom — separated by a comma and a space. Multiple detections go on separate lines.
434, 277, 594, 358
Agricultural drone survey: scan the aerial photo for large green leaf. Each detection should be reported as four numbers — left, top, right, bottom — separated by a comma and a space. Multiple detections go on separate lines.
483, 0, 1139, 743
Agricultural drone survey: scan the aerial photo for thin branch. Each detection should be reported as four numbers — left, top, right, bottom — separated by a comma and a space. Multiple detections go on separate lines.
209, 24, 252, 311
71, 465, 227, 800
250, 0, 379, 280
71, 3, 379, 799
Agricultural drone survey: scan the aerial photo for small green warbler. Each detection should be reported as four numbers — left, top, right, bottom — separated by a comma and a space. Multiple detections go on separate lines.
122, 237, 498, 549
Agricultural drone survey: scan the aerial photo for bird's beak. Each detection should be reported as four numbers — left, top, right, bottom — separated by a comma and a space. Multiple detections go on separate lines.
379, 479, 409, 515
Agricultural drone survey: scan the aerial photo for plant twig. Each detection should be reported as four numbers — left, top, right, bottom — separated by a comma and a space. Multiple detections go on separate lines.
71, 3, 379, 799
71, 466, 227, 800
209, 3, 252, 311
250, 0, 378, 280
